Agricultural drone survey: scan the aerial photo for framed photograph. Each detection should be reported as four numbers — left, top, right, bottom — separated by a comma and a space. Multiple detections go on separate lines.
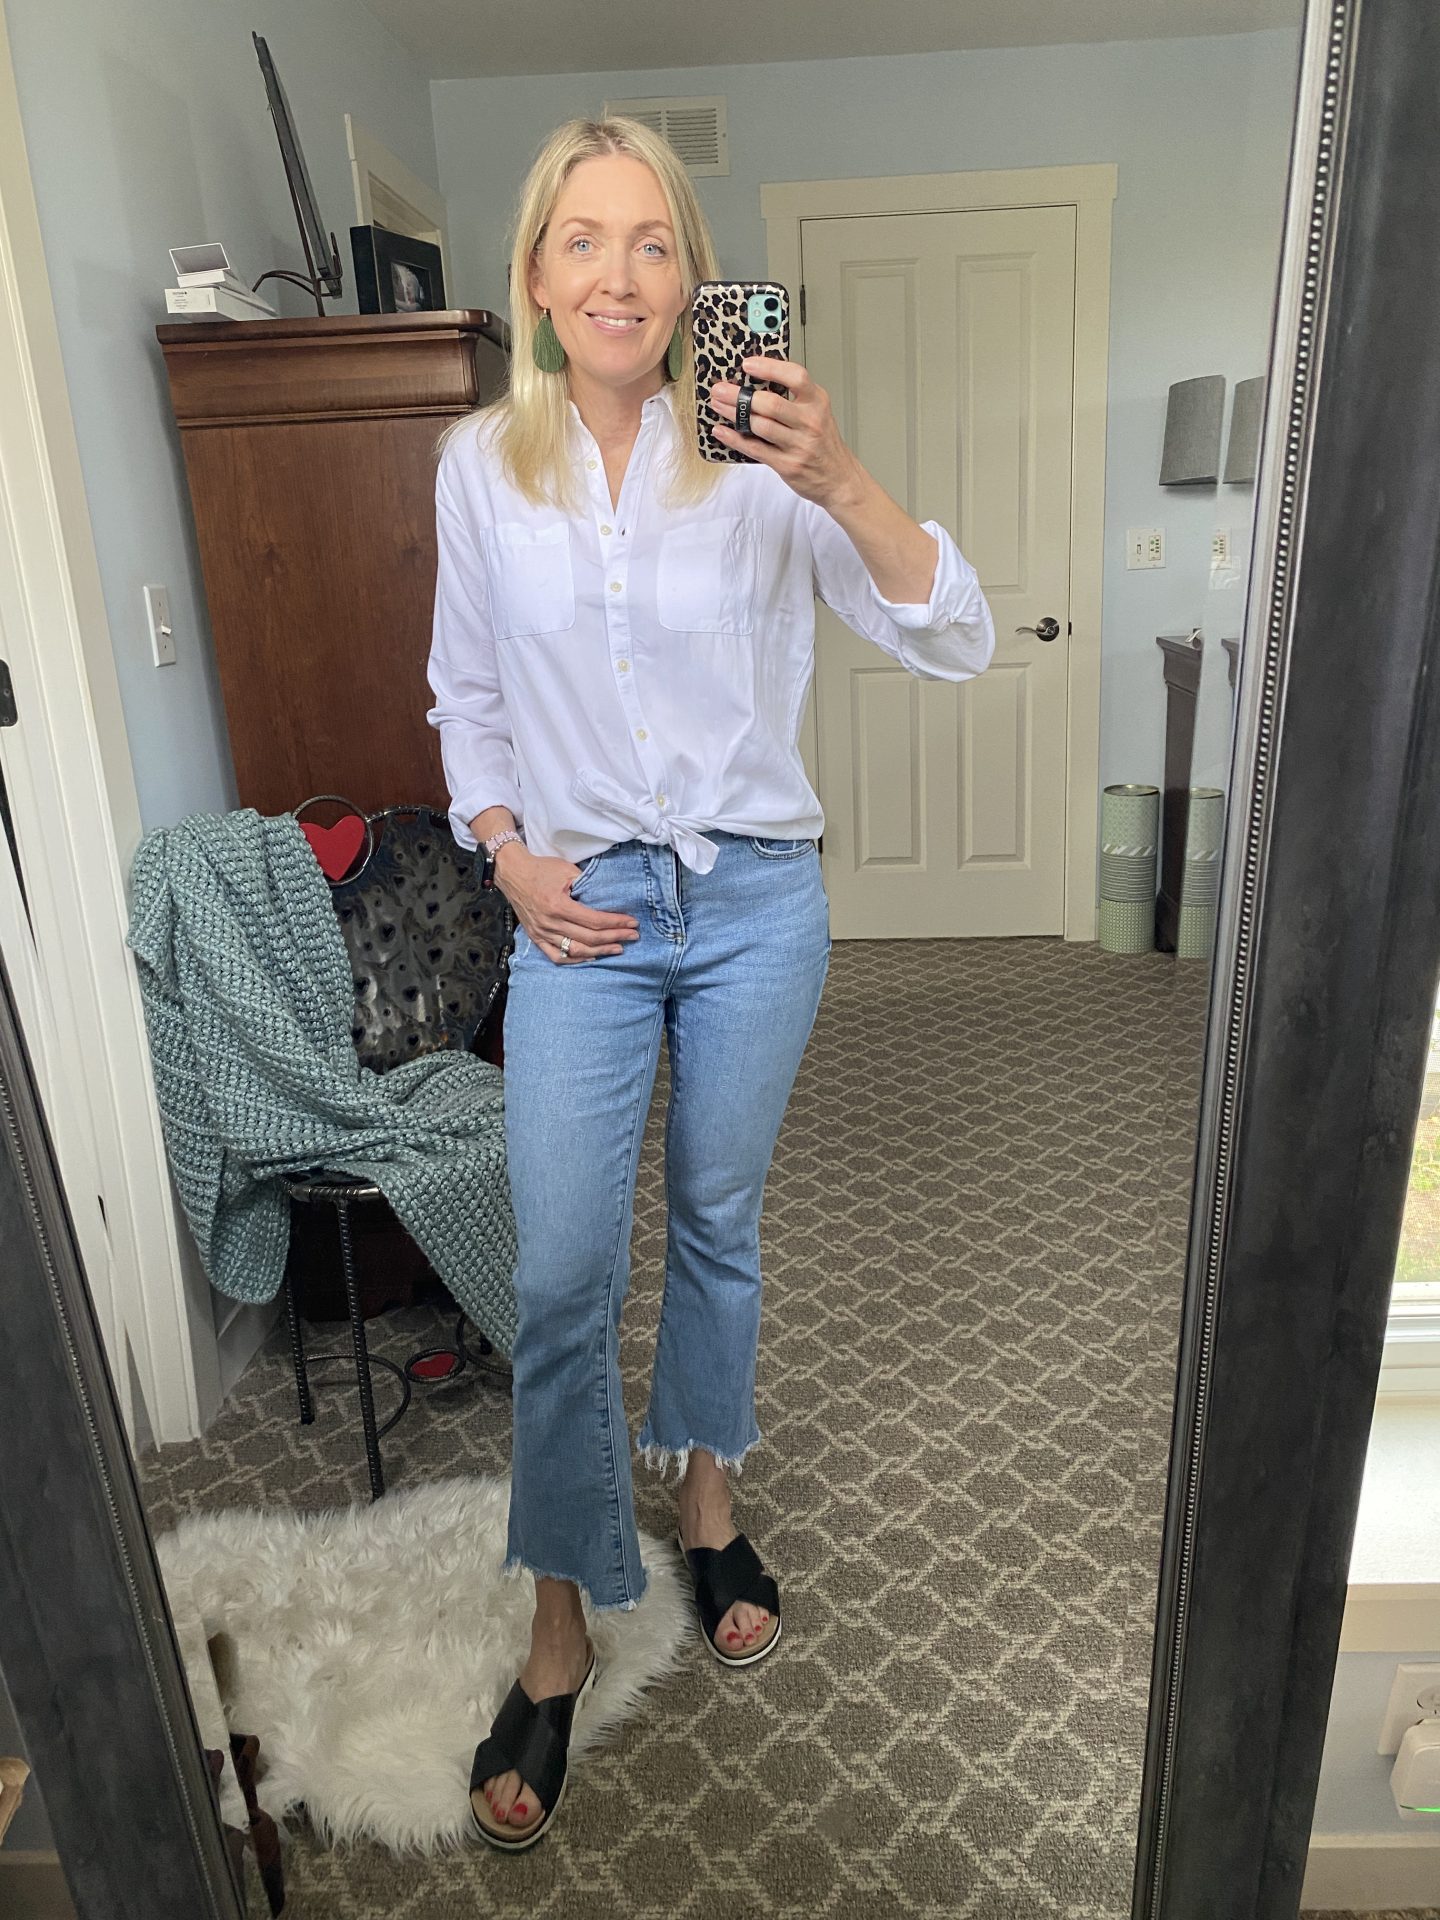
349, 225, 446, 315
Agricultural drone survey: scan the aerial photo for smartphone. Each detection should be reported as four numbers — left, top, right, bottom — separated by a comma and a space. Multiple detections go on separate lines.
691, 280, 792, 464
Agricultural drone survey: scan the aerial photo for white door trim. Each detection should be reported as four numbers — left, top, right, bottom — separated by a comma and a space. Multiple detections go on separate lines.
345, 114, 454, 303
0, 16, 219, 1441
763, 164, 1117, 943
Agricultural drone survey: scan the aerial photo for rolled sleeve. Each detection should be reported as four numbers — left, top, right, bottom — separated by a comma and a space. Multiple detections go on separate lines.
426, 453, 525, 850
806, 505, 996, 683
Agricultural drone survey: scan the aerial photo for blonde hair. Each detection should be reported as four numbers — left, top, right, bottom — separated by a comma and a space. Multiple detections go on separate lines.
440, 118, 722, 510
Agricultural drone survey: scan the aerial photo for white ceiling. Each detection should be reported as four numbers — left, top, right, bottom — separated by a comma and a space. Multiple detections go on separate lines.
366, 0, 1299, 81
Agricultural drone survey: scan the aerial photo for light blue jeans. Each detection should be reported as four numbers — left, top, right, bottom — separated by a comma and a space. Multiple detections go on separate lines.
499, 831, 831, 1612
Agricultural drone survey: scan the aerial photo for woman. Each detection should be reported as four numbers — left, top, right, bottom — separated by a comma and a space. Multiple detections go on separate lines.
426, 117, 995, 1851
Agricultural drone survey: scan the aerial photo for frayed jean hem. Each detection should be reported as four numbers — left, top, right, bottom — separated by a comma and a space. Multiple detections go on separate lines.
632, 1429, 762, 1487
500, 1552, 647, 1614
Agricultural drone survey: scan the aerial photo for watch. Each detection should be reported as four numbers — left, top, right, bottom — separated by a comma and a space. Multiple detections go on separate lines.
480, 827, 525, 892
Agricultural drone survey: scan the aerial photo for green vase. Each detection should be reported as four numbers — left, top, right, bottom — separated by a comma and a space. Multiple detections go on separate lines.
1099, 784, 1159, 954
1177, 787, 1225, 960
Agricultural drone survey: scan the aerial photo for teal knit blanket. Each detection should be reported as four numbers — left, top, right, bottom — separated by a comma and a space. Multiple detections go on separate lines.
126, 810, 517, 1356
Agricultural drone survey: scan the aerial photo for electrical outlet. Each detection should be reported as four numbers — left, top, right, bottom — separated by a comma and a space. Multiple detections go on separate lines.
1211, 529, 1232, 567
1127, 528, 1165, 570
1378, 1663, 1440, 1754
144, 583, 176, 667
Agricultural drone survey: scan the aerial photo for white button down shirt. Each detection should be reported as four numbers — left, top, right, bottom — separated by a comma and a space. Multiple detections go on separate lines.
426, 382, 995, 873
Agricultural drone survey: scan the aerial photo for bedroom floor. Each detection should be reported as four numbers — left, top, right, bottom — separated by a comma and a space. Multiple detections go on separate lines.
142, 937, 1219, 1919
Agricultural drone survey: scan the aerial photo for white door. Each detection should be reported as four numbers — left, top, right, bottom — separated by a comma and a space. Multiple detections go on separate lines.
802, 206, 1077, 938
0, 766, 131, 1433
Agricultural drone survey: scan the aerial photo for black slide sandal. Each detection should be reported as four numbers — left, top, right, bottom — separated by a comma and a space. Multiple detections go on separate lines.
469, 1648, 598, 1851
676, 1530, 783, 1667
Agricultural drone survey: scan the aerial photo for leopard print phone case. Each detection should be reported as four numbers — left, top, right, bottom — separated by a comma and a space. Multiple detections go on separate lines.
691, 279, 792, 464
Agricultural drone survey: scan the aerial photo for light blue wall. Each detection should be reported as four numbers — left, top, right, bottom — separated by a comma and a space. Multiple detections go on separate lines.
5, 0, 441, 829
1312, 1649, 1440, 1839
433, 28, 1301, 806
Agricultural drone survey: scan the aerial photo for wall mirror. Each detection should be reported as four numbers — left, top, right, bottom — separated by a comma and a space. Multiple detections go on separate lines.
1, 1, 1438, 1916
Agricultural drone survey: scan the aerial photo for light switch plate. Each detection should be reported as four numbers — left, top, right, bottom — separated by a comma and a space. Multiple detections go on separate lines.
144, 583, 176, 667
1127, 528, 1165, 570
1378, 1663, 1440, 1754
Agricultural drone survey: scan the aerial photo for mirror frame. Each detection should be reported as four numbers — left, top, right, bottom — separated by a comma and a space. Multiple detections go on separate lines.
0, 957, 244, 1918
1134, 0, 1440, 1911
2, 3, 1439, 1914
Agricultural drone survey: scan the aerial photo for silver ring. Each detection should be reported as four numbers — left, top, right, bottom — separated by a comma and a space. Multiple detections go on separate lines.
734, 383, 754, 436
559, 935, 572, 960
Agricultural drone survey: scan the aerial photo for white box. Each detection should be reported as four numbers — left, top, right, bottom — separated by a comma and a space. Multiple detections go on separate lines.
164, 285, 276, 321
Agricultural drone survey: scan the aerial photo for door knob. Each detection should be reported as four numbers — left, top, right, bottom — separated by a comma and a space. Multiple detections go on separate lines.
1015, 616, 1061, 643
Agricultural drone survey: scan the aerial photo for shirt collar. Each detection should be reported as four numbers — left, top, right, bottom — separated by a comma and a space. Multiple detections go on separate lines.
565, 381, 679, 435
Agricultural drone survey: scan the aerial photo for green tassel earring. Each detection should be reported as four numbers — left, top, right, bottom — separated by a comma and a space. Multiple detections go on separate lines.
532, 309, 566, 373
666, 318, 685, 381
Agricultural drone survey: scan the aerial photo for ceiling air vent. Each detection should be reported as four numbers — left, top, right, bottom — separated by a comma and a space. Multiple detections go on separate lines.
604, 96, 729, 177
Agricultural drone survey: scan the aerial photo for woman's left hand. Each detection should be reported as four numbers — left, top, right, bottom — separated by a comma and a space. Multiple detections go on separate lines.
709, 357, 863, 509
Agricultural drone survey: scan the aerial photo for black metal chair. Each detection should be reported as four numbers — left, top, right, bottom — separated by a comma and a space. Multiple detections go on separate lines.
281, 799, 514, 1498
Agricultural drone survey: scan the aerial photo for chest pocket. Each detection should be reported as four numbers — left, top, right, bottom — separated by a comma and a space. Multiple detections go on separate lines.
479, 521, 576, 638
655, 516, 762, 635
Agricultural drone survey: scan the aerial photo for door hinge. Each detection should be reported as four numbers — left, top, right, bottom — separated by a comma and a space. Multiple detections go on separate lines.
0, 659, 16, 727
799, 284, 807, 326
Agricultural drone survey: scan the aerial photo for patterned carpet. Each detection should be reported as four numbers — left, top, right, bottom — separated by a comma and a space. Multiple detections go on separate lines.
140, 937, 1214, 1919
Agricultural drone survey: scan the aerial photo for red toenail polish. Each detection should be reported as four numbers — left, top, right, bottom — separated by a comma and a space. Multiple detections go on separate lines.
515, 1804, 527, 1817
727, 1632, 741, 1642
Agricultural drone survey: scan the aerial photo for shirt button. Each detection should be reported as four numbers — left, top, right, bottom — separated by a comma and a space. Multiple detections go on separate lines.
600, 523, 613, 536
617, 659, 630, 673
609, 581, 621, 593
586, 458, 598, 471
635, 728, 648, 740
656, 793, 668, 808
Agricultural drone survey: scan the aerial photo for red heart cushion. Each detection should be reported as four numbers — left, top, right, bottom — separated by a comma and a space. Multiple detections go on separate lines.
410, 1353, 462, 1381
300, 815, 365, 882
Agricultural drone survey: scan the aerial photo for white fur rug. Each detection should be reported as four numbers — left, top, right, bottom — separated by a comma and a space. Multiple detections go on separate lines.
154, 1476, 691, 1854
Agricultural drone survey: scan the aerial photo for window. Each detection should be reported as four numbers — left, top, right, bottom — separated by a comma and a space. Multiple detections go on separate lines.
1380, 985, 1440, 1396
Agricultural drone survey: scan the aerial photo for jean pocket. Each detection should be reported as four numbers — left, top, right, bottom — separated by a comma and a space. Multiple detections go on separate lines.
509, 920, 585, 970
567, 853, 604, 898
748, 835, 816, 861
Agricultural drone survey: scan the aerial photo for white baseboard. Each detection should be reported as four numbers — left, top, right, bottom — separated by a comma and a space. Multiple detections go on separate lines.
1340, 1581, 1440, 1652
1302, 1831, 1440, 1909
0, 1853, 77, 1919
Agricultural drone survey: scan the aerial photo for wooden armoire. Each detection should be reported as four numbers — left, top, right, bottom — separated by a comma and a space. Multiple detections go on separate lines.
156, 311, 508, 816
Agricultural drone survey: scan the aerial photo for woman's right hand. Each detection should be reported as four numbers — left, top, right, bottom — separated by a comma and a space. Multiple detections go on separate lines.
495, 845, 639, 965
